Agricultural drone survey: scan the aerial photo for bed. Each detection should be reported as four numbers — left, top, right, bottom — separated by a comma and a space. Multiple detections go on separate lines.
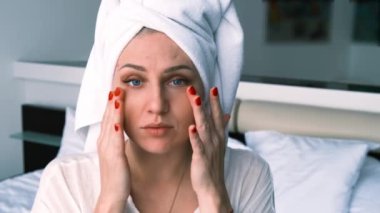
0, 81, 379, 213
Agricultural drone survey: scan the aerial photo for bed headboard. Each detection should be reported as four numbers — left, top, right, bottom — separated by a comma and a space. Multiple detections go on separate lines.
228, 82, 380, 146
229, 99, 380, 143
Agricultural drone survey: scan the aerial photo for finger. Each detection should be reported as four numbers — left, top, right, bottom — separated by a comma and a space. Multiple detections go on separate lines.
209, 87, 224, 136
111, 87, 126, 150
113, 87, 125, 128
98, 90, 115, 148
186, 86, 211, 143
99, 87, 126, 151
188, 125, 204, 156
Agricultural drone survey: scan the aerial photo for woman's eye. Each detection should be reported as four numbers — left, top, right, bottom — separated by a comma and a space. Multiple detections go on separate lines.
169, 78, 188, 86
125, 79, 142, 87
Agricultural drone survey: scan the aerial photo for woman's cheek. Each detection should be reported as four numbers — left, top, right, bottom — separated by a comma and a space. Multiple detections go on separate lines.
123, 89, 139, 120
174, 90, 195, 121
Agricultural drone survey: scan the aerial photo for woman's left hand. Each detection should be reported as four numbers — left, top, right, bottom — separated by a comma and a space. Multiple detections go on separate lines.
186, 86, 232, 213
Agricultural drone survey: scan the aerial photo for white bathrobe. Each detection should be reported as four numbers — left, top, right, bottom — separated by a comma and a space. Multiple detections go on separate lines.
32, 146, 275, 213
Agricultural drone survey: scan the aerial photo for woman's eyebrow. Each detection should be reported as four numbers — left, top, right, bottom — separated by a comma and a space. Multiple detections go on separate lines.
165, 65, 194, 73
119, 64, 194, 73
119, 63, 145, 71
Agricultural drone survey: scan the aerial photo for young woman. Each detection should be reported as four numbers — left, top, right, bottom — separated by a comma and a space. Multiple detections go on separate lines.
32, 0, 275, 212
96, 28, 235, 212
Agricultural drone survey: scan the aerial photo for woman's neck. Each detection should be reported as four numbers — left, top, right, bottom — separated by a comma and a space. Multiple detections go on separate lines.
125, 140, 192, 183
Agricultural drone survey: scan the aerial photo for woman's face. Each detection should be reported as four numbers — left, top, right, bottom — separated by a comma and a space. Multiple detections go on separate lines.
113, 31, 203, 154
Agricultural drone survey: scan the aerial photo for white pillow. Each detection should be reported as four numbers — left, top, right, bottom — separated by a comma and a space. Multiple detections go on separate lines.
245, 130, 368, 213
56, 107, 85, 157
349, 156, 380, 213
227, 137, 251, 150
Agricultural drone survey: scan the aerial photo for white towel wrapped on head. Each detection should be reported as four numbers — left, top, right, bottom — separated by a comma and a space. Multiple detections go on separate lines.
75, 0, 244, 152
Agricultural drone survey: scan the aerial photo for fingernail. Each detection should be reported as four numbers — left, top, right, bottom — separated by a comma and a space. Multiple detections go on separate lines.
115, 100, 120, 109
195, 96, 201, 106
211, 87, 218, 96
191, 126, 197, 133
114, 87, 121, 96
114, 124, 119, 132
188, 86, 196, 95
108, 91, 114, 101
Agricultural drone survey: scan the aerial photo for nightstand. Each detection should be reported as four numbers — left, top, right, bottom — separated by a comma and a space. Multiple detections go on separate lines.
10, 104, 65, 173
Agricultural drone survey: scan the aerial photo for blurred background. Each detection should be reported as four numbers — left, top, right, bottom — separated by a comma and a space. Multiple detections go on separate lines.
237, 0, 380, 91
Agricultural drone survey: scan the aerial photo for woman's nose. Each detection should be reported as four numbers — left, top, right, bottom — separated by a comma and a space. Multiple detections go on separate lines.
147, 86, 169, 115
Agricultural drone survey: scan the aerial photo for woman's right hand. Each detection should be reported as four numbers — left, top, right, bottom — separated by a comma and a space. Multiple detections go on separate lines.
95, 87, 130, 212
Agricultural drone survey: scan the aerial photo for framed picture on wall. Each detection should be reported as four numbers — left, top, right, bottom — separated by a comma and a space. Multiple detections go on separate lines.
352, 0, 380, 44
266, 0, 332, 43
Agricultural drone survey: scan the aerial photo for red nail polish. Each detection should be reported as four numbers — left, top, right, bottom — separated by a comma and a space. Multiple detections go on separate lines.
114, 124, 119, 132
195, 96, 201, 106
108, 91, 114, 101
114, 87, 121, 96
115, 100, 120, 109
211, 87, 218, 96
191, 126, 197, 133
188, 86, 196, 95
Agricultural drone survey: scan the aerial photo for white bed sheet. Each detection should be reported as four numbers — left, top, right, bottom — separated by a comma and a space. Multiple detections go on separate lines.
0, 156, 378, 213
0, 170, 42, 213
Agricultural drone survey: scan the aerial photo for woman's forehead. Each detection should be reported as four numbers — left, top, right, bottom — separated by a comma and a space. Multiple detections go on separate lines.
116, 31, 197, 71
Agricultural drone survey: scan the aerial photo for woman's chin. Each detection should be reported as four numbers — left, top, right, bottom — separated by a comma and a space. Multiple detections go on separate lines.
134, 138, 177, 155
128, 133, 191, 155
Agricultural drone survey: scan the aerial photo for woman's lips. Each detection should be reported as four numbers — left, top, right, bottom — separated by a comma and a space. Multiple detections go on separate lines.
141, 123, 173, 136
